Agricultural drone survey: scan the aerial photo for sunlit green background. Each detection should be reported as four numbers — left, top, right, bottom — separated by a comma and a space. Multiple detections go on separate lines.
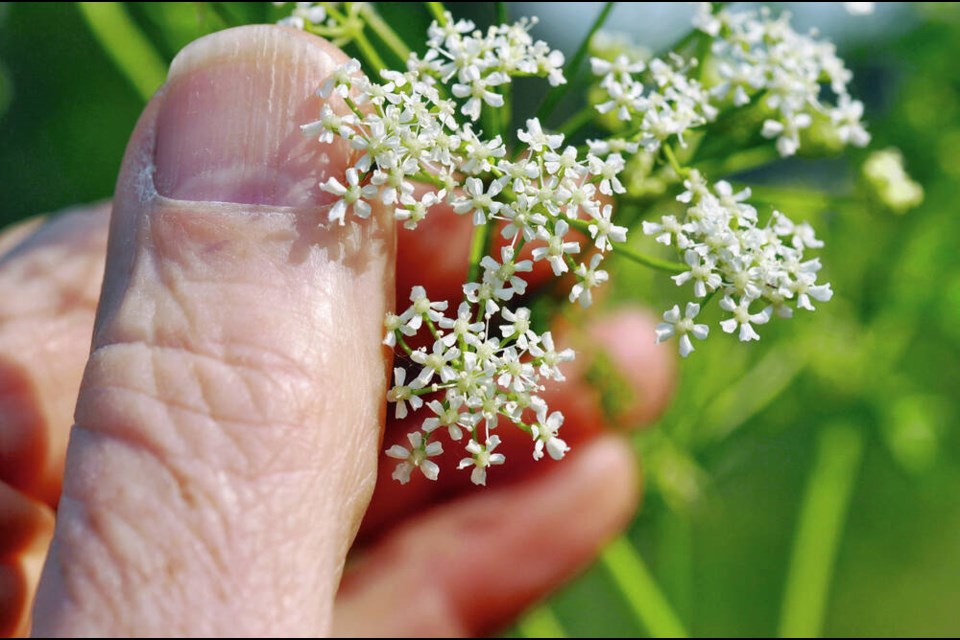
1, 2, 959, 637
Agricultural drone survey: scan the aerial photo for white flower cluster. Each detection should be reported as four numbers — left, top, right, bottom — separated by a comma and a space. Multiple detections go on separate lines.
300, 12, 631, 484
591, 52, 718, 153
645, 171, 833, 357
694, 3, 870, 157
285, 3, 867, 485
422, 15, 566, 121
384, 287, 575, 485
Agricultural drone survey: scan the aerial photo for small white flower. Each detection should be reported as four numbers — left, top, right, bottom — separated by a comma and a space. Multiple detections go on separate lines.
458, 435, 506, 486
462, 280, 502, 318
678, 170, 711, 203
518, 117, 564, 152
404, 286, 448, 331
395, 190, 445, 230
543, 146, 580, 175
532, 409, 569, 461
587, 137, 640, 157
642, 215, 690, 247
591, 54, 646, 84
719, 296, 772, 342
789, 274, 834, 311
656, 303, 709, 358
301, 104, 356, 144
588, 204, 628, 251
714, 180, 752, 210
371, 163, 415, 206
832, 95, 871, 148
480, 245, 533, 300
452, 70, 507, 121
422, 396, 471, 441
452, 177, 505, 225
386, 431, 444, 484
460, 128, 507, 174
496, 346, 538, 393
386, 367, 425, 419
569, 254, 609, 308
321, 168, 378, 224
411, 340, 461, 385
672, 250, 722, 298
319, 58, 362, 99
528, 331, 575, 380
438, 302, 485, 348
588, 153, 627, 196
595, 79, 643, 121
500, 306, 538, 350
500, 198, 548, 242
383, 312, 415, 347
531, 219, 580, 276
499, 158, 540, 192
276, 2, 328, 30
762, 113, 812, 158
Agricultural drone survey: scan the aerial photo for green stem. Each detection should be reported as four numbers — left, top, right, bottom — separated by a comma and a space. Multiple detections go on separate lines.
343, 96, 367, 121
567, 219, 686, 273
207, 2, 241, 28
659, 28, 699, 58
501, 85, 514, 138
395, 335, 414, 357
657, 1, 729, 57
779, 422, 864, 638
482, 98, 502, 140
656, 511, 694, 624
411, 385, 451, 396
695, 31, 710, 80
536, 2, 616, 122
694, 145, 780, 179
601, 536, 689, 638
425, 316, 442, 342
467, 222, 492, 283
694, 345, 806, 447
77, 2, 168, 102
354, 29, 387, 73
663, 144, 689, 178
426, 2, 448, 25
360, 3, 412, 63
747, 185, 858, 214
517, 604, 567, 638
495, 1, 508, 23
412, 171, 447, 189
616, 244, 687, 273
559, 105, 596, 138
656, 2, 731, 58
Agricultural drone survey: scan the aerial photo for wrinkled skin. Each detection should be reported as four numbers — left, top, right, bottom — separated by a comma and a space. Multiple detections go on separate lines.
0, 26, 674, 637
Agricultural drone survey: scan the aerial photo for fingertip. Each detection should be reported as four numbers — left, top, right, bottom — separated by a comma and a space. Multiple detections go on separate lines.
584, 305, 677, 427
156, 24, 353, 207
548, 434, 641, 534
336, 435, 641, 638
37, 26, 392, 636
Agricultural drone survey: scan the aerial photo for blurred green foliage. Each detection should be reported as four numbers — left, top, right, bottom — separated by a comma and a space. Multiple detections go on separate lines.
1, 2, 958, 637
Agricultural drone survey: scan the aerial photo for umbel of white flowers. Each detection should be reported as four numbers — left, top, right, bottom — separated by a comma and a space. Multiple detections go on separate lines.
282, 2, 868, 485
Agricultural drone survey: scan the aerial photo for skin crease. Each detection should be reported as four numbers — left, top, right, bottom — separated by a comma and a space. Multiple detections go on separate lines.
0, 26, 674, 637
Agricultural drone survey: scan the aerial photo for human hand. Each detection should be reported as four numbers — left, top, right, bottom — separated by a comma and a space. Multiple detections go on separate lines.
0, 25, 673, 637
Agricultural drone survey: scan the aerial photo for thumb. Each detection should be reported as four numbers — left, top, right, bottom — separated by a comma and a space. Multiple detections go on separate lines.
33, 25, 393, 637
